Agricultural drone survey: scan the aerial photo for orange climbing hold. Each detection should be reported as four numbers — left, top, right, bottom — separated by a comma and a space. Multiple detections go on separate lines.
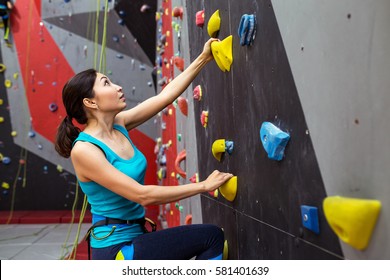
172, 6, 184, 20
177, 97, 188, 116
174, 149, 187, 178
173, 56, 184, 72
201, 111, 208, 128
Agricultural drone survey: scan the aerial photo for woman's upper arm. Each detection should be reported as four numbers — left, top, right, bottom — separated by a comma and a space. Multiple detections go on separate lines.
71, 142, 146, 205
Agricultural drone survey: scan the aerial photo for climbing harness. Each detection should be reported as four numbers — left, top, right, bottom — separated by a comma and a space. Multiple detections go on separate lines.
238, 14, 256, 46
85, 217, 157, 260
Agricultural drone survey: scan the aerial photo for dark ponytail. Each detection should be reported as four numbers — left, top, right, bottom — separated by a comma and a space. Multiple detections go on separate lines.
55, 116, 80, 158
55, 69, 97, 158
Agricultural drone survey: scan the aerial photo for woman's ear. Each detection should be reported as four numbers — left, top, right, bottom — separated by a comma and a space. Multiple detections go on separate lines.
83, 98, 98, 109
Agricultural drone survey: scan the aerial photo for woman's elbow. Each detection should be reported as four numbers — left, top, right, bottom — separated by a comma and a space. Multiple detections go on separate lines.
137, 191, 157, 207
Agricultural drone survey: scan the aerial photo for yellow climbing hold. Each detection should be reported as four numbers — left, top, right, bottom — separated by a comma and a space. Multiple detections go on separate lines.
0, 63, 6, 73
212, 139, 226, 162
207, 10, 221, 38
223, 240, 228, 260
2, 182, 10, 189
0, 98, 3, 105
0, 116, 4, 123
211, 35, 233, 72
57, 165, 63, 173
11, 131, 17, 137
5, 79, 12, 88
13, 72, 19, 79
115, 250, 125, 260
323, 196, 381, 250
219, 176, 237, 202
157, 168, 163, 180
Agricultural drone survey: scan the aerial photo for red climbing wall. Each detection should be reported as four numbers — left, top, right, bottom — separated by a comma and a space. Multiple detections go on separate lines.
0, 0, 158, 217
158, 0, 180, 228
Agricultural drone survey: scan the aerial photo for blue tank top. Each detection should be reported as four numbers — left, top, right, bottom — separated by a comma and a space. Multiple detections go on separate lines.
73, 124, 147, 248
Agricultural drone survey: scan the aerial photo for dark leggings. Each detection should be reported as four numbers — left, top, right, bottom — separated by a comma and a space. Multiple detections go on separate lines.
92, 224, 224, 260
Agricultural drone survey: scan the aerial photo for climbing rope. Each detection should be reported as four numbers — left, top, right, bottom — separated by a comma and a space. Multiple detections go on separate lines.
59, 180, 81, 259
5, 148, 27, 224
63, 191, 89, 260
5, 0, 34, 224
93, 0, 100, 69
62, 0, 110, 258
98, 0, 109, 73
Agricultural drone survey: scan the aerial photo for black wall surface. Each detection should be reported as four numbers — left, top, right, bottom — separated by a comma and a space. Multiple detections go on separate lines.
186, 0, 343, 259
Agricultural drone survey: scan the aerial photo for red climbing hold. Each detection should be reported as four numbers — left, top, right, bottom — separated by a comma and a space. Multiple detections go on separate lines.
196, 10, 205, 27
174, 56, 184, 71
185, 214, 192, 225
175, 149, 187, 179
172, 6, 184, 20
177, 97, 188, 116
189, 173, 199, 183
193, 85, 202, 101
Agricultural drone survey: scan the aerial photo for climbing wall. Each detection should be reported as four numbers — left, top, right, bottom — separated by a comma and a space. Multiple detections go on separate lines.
180, 0, 390, 260
154, 0, 205, 228
0, 1, 158, 215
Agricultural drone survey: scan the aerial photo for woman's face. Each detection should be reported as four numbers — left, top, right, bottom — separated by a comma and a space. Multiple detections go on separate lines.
91, 72, 126, 112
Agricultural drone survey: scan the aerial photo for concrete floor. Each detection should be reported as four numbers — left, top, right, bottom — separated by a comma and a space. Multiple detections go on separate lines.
0, 223, 90, 260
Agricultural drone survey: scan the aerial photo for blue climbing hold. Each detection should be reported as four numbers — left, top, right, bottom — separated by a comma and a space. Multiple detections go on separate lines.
2, 156, 11, 165
238, 14, 256, 46
300, 205, 320, 234
28, 131, 36, 138
49, 103, 58, 112
260, 122, 290, 161
225, 140, 234, 155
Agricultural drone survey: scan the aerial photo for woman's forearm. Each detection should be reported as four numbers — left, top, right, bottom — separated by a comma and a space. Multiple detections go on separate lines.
139, 182, 207, 207
160, 53, 210, 104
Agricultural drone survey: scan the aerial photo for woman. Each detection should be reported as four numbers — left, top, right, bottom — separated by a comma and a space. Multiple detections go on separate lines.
55, 38, 233, 260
